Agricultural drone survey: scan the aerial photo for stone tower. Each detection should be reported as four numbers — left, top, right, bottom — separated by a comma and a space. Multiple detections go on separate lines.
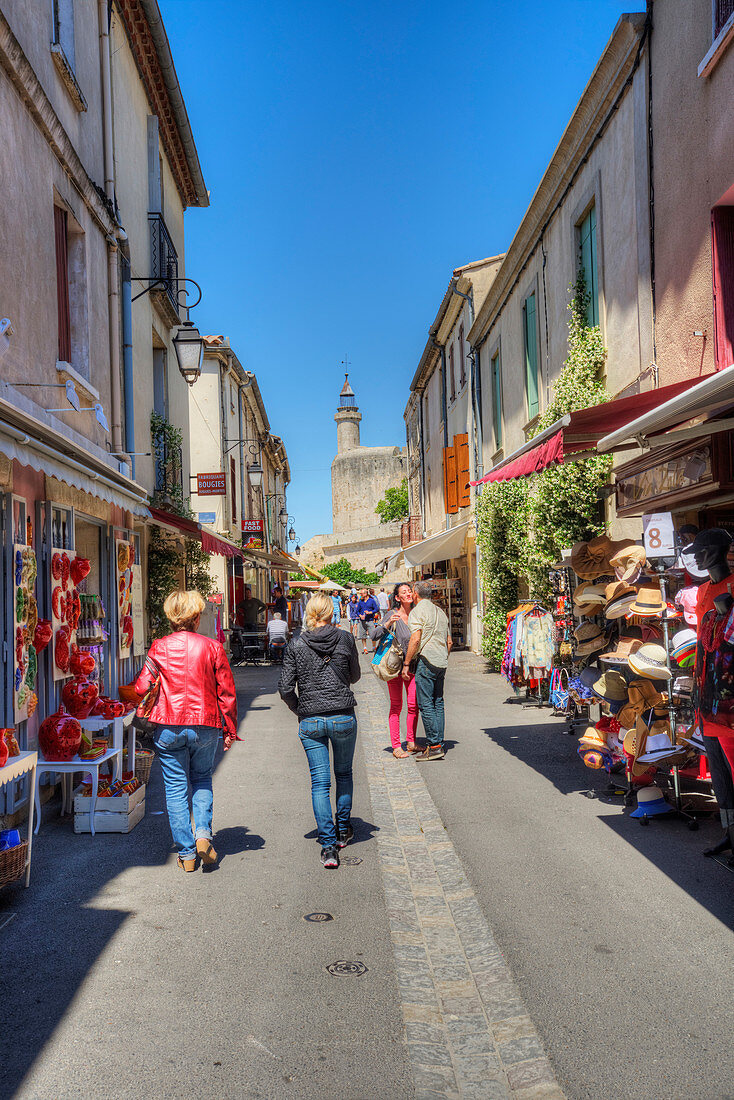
334, 374, 362, 453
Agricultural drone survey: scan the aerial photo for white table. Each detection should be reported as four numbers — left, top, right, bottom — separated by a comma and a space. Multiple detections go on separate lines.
0, 751, 37, 886
34, 742, 123, 837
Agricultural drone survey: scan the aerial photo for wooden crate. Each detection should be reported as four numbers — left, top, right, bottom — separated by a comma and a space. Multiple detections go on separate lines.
73, 782, 145, 814
73, 797, 145, 834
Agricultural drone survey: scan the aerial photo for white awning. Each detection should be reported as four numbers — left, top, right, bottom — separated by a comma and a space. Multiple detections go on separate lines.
0, 428, 151, 518
596, 364, 734, 452
388, 520, 471, 571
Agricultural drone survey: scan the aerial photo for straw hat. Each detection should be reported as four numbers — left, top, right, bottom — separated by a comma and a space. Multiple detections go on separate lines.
616, 681, 666, 729
680, 726, 707, 754
630, 785, 671, 818
573, 582, 608, 611
599, 634, 644, 664
628, 586, 666, 617
605, 580, 636, 603
636, 718, 687, 766
590, 669, 628, 702
574, 622, 606, 655
623, 715, 649, 759
606, 589, 639, 620
627, 643, 672, 680
578, 726, 608, 750
609, 542, 647, 584
671, 628, 697, 668
571, 535, 620, 580
578, 746, 613, 770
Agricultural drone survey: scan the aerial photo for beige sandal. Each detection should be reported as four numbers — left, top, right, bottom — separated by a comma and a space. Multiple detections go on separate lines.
406, 742, 420, 753
196, 838, 218, 865
393, 747, 409, 758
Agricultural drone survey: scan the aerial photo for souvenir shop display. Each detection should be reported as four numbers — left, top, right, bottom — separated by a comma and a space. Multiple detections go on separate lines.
51, 548, 82, 682
431, 578, 466, 649
116, 539, 134, 658
501, 601, 554, 702
13, 544, 38, 721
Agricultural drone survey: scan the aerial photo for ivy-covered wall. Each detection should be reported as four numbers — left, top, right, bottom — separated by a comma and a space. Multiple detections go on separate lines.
476, 273, 613, 665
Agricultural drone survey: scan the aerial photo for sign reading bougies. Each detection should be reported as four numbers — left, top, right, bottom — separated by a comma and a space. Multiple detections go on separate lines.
242, 519, 264, 550
196, 472, 226, 496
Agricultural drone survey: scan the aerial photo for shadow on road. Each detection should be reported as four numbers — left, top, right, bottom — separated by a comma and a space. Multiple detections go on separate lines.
303, 816, 379, 845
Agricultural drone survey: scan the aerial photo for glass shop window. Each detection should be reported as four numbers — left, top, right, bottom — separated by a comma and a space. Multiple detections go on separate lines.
12, 497, 27, 545
51, 505, 73, 550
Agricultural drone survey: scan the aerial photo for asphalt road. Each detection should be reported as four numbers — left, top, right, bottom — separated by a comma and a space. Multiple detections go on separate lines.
0, 663, 413, 1100
417, 652, 734, 1100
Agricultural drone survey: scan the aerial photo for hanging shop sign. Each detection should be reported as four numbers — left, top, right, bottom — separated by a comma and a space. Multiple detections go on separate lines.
615, 435, 734, 517
131, 551, 145, 657
116, 540, 134, 659
642, 512, 675, 559
14, 545, 38, 721
242, 519, 264, 550
196, 472, 226, 496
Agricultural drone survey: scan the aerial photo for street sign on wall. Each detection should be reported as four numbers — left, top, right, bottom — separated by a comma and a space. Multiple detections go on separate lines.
196, 472, 226, 496
198, 512, 216, 524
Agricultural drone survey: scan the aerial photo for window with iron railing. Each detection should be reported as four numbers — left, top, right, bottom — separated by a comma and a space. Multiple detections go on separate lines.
715, 0, 734, 37
149, 212, 180, 320
151, 412, 186, 516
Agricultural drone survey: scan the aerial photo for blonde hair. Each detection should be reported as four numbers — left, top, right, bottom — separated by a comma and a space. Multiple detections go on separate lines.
305, 592, 334, 630
163, 589, 205, 630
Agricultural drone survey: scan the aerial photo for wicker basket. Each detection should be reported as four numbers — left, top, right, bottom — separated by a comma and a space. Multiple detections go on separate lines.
135, 747, 154, 787
0, 841, 28, 889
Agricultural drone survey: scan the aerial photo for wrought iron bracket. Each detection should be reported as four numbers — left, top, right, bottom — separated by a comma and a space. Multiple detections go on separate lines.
131, 275, 202, 312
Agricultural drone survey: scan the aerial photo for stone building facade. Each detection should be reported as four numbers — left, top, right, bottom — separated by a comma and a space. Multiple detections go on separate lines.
300, 377, 407, 580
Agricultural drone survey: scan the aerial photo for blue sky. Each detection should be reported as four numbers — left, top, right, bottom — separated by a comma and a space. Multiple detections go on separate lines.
160, 0, 643, 546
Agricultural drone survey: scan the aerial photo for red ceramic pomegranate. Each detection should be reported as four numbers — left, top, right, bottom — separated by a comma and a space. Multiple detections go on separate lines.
70, 557, 91, 585
0, 735, 8, 769
54, 627, 70, 673
33, 619, 53, 653
38, 708, 82, 761
61, 676, 99, 719
70, 645, 96, 677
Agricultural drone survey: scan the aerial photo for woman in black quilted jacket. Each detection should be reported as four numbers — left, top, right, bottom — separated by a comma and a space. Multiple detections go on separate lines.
279, 592, 361, 868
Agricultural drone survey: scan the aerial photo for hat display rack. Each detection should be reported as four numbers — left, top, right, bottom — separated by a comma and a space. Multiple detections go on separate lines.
566, 532, 713, 826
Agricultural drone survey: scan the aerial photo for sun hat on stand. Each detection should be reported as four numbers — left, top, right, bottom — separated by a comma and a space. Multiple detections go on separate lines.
574, 621, 606, 656
671, 628, 697, 667
573, 583, 608, 613
630, 784, 671, 818
571, 536, 616, 580
590, 669, 628, 703
616, 683, 666, 729
628, 587, 666, 617
680, 726, 708, 754
609, 542, 647, 584
627, 644, 672, 680
599, 632, 644, 664
636, 717, 688, 766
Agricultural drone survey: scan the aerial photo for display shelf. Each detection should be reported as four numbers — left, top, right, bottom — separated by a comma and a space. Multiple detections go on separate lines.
0, 751, 37, 887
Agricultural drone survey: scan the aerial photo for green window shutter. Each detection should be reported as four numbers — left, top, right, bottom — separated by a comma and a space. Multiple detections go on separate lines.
523, 292, 539, 419
579, 206, 599, 328
491, 352, 502, 449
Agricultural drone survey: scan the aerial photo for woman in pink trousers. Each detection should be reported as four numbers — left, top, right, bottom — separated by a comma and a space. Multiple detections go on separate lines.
369, 582, 420, 757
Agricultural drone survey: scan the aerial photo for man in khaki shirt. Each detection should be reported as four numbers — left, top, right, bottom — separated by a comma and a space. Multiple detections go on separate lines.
403, 580, 452, 761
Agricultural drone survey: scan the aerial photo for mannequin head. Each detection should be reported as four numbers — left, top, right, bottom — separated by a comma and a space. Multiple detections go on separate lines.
683, 528, 733, 583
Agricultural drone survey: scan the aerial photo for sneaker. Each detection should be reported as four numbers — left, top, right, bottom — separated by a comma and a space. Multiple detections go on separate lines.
336, 823, 354, 849
320, 846, 339, 868
416, 744, 445, 761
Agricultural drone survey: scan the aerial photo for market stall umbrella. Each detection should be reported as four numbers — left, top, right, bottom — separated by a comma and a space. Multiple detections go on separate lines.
317, 580, 349, 592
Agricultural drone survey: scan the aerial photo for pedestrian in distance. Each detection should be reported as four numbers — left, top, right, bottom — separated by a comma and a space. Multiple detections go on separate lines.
278, 592, 361, 869
356, 586, 380, 654
377, 586, 390, 613
369, 582, 420, 758
403, 580, 452, 761
347, 591, 360, 637
237, 584, 265, 627
272, 585, 288, 618
266, 611, 289, 662
331, 591, 342, 624
134, 590, 239, 871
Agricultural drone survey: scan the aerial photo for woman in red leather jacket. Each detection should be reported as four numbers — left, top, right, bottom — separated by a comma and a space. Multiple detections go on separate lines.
134, 590, 238, 872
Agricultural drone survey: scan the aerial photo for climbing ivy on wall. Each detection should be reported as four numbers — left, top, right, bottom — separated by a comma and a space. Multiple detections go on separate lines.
476, 270, 613, 665
147, 531, 215, 642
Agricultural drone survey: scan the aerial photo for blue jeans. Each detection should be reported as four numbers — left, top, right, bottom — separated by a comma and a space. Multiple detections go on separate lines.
414, 657, 446, 745
153, 725, 220, 860
298, 714, 357, 847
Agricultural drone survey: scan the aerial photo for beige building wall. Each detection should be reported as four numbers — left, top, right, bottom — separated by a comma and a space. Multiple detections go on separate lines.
651, 0, 734, 385
469, 14, 652, 475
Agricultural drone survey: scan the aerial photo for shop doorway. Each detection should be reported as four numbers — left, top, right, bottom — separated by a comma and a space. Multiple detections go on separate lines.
74, 516, 112, 698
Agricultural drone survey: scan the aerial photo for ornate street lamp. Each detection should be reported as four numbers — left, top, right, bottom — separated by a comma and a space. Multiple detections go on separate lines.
288, 526, 296, 543
172, 320, 204, 386
295, 545, 301, 557
247, 459, 263, 490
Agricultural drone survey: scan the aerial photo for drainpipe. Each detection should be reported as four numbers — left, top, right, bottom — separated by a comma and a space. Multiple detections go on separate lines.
121, 248, 135, 478
98, 0, 123, 454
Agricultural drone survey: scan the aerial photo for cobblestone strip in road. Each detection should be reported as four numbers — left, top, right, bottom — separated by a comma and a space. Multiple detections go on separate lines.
359, 681, 564, 1100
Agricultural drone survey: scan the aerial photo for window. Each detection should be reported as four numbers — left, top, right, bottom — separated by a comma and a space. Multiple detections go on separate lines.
51, 505, 73, 550
712, 205, 734, 370
458, 324, 466, 388
491, 351, 503, 451
230, 456, 237, 525
147, 117, 162, 212
523, 291, 540, 420
449, 345, 456, 401
443, 444, 458, 515
54, 205, 71, 364
152, 348, 168, 417
52, 0, 75, 69
715, 0, 734, 38
578, 205, 599, 328
12, 498, 27, 546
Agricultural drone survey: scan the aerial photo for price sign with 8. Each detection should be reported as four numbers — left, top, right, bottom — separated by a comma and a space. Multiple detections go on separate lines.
642, 512, 675, 558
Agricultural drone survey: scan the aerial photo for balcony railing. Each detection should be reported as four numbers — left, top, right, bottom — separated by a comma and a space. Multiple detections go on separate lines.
401, 515, 422, 547
149, 212, 180, 324
151, 415, 185, 515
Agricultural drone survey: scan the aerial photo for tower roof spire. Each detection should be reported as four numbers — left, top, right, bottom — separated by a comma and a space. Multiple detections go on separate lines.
340, 373, 354, 399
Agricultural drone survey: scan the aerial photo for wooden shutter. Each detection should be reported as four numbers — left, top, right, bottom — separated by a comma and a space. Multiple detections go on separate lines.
54, 206, 71, 363
524, 293, 539, 419
449, 345, 456, 400
443, 445, 458, 514
579, 206, 599, 327
458, 324, 466, 386
455, 433, 470, 508
712, 206, 734, 371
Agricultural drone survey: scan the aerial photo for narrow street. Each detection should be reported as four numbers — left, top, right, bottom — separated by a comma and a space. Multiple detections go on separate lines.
2, 651, 733, 1100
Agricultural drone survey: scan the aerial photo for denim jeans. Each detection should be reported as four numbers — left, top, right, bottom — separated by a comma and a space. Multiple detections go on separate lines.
153, 725, 220, 860
298, 714, 357, 847
414, 657, 446, 745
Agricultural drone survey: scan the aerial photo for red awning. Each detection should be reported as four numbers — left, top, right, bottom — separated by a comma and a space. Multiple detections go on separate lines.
201, 529, 243, 559
471, 375, 714, 486
149, 506, 202, 538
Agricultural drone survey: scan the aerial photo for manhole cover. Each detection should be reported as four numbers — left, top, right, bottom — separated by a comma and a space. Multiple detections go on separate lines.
341, 856, 362, 865
303, 912, 333, 923
326, 960, 368, 977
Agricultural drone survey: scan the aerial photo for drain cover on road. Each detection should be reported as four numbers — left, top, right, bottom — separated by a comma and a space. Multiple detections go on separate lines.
341, 856, 362, 865
326, 960, 368, 976
303, 912, 333, 922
